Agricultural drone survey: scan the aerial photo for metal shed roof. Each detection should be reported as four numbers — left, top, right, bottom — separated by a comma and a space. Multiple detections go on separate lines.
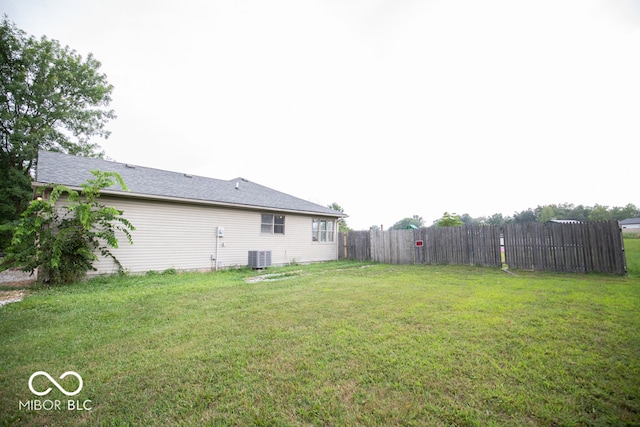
620, 218, 640, 225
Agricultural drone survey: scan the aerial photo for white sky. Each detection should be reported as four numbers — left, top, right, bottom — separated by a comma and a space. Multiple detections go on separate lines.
4, 0, 640, 229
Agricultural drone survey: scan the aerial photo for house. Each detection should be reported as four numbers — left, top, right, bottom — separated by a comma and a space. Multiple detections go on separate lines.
34, 150, 346, 274
620, 218, 640, 231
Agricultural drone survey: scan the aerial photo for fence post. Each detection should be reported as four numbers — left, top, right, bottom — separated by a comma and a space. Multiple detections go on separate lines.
341, 221, 625, 274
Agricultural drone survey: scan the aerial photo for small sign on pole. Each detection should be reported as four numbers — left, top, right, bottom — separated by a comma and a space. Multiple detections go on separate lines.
415, 240, 424, 247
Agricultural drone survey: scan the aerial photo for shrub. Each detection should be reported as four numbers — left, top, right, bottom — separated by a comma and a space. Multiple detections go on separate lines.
1, 170, 135, 285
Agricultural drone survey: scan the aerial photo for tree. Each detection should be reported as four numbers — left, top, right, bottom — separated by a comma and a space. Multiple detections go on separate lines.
2, 170, 134, 285
610, 203, 639, 221
512, 209, 536, 224
537, 205, 555, 223
486, 213, 509, 226
390, 215, 424, 230
0, 166, 31, 248
588, 204, 612, 222
430, 203, 638, 226
328, 202, 352, 232
434, 212, 464, 227
0, 16, 115, 249
459, 213, 478, 225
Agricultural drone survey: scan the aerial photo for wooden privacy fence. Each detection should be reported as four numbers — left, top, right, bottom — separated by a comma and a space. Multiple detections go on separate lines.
502, 221, 626, 274
339, 221, 626, 275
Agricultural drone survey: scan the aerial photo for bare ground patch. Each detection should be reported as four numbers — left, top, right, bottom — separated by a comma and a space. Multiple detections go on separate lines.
0, 289, 29, 307
245, 271, 305, 283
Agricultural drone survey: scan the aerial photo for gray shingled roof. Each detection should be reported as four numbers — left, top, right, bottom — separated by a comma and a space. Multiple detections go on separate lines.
35, 150, 344, 217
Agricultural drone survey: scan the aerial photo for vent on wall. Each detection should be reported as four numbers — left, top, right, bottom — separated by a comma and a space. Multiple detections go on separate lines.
248, 250, 271, 269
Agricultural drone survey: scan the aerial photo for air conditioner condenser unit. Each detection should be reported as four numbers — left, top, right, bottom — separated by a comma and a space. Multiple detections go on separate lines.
248, 250, 271, 268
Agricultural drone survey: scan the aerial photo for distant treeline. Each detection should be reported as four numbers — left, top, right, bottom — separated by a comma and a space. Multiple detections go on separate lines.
458, 203, 639, 226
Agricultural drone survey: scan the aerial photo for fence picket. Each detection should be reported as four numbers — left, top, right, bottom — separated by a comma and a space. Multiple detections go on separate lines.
339, 221, 625, 274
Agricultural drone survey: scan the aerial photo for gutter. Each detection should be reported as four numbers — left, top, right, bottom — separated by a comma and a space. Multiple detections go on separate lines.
31, 181, 348, 219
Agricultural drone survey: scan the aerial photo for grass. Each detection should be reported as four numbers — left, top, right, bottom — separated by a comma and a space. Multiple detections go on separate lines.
624, 234, 640, 277
1, 255, 639, 426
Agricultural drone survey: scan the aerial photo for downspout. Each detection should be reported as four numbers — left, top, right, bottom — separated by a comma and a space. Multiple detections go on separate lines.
215, 229, 220, 272
336, 217, 342, 261
337, 230, 340, 261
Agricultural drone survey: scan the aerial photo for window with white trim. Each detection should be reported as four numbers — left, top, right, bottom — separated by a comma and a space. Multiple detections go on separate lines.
261, 214, 285, 234
312, 218, 334, 242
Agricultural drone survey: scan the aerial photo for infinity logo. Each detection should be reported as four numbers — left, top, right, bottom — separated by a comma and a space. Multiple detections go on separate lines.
28, 371, 83, 397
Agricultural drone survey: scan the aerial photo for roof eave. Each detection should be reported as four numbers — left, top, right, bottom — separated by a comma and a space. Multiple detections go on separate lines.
32, 181, 347, 218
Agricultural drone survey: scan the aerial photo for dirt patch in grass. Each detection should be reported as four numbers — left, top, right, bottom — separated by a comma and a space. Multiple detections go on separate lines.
244, 265, 372, 284
245, 270, 305, 283
0, 290, 28, 307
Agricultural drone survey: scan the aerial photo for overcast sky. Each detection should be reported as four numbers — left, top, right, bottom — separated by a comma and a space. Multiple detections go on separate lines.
4, 0, 640, 229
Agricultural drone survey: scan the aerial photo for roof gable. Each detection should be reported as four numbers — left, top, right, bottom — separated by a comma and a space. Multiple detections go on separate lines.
35, 150, 344, 217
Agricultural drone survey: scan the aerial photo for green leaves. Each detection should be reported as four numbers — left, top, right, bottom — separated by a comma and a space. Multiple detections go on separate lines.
435, 212, 464, 227
0, 17, 115, 157
0, 16, 115, 248
390, 215, 424, 230
1, 17, 114, 167
2, 170, 134, 284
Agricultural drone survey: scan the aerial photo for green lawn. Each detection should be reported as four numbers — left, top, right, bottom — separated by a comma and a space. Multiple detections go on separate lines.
1, 258, 639, 426
625, 235, 640, 278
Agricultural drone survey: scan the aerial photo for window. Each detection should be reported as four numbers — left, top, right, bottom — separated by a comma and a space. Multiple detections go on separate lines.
312, 218, 334, 242
320, 220, 327, 241
261, 214, 285, 234
261, 214, 272, 233
274, 215, 285, 234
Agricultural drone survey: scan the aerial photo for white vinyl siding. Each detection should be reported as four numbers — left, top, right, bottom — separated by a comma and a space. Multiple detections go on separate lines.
91, 196, 338, 275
